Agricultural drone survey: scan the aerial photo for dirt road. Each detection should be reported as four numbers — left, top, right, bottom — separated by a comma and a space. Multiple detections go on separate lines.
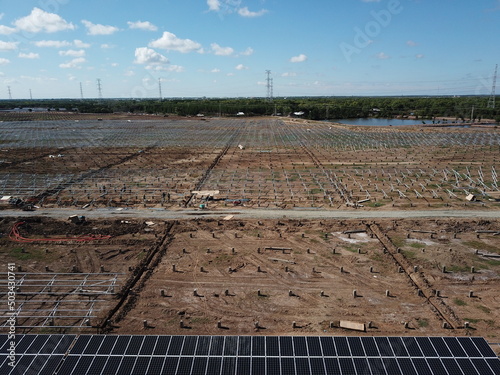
2, 207, 500, 221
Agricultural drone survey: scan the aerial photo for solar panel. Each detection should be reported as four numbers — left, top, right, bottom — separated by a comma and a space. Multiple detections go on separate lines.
181, 336, 197, 356
192, 357, 208, 375
39, 355, 64, 375
266, 336, 279, 356
70, 356, 93, 375
310, 357, 326, 375
86, 356, 108, 375
209, 336, 223, 356
320, 336, 336, 356
348, 336, 365, 357
223, 336, 237, 356
251, 357, 265, 375
97, 335, 118, 355
307, 336, 323, 357
238, 336, 251, 356
125, 335, 145, 355
221, 356, 236, 375
139, 335, 158, 356
266, 356, 280, 374
83, 335, 104, 355
293, 336, 308, 356
236, 357, 250, 375
471, 337, 497, 357
3, 334, 499, 375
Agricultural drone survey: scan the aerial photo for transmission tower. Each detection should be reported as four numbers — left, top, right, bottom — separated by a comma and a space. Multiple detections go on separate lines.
158, 78, 162, 100
29, 89, 32, 100
487, 64, 498, 109
80, 82, 84, 100
97, 78, 103, 100
7, 86, 12, 100
265, 70, 273, 101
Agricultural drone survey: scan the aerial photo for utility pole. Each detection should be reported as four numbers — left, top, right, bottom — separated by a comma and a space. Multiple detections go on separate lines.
29, 89, 32, 100
80, 82, 84, 100
487, 64, 497, 109
97, 78, 102, 101
158, 78, 162, 100
7, 86, 12, 100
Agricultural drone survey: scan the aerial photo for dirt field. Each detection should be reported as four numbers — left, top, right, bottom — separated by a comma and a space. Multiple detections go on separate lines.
0, 116, 499, 353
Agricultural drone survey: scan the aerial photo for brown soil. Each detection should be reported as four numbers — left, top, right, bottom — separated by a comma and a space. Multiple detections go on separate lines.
0, 116, 499, 349
1, 216, 498, 342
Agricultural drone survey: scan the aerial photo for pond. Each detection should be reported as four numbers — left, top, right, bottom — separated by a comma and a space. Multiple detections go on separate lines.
333, 118, 436, 126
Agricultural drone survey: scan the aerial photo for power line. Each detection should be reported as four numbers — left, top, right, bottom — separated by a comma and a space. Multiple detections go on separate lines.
487, 64, 497, 109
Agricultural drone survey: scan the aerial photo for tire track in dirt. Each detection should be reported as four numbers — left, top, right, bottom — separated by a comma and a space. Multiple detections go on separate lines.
0, 149, 75, 171
33, 145, 158, 204
298, 141, 352, 206
369, 222, 462, 329
184, 123, 245, 207
99, 220, 177, 331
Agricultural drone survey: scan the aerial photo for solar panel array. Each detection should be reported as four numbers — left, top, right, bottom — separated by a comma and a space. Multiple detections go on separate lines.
1, 334, 499, 375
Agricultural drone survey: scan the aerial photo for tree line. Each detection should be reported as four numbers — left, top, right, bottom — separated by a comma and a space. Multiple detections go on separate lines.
1, 96, 499, 122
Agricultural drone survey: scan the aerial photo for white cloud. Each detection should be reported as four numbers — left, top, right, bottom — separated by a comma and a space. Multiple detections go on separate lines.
100, 44, 114, 49
207, 0, 221, 11
211, 68, 221, 73
0, 41, 18, 51
240, 47, 254, 56
124, 70, 135, 77
34, 40, 71, 48
235, 64, 248, 70
59, 57, 85, 69
59, 49, 85, 57
149, 31, 203, 53
134, 47, 170, 65
211, 43, 234, 56
238, 7, 268, 17
227, 72, 235, 76
14, 7, 75, 33
147, 64, 185, 72
0, 25, 16, 35
362, 0, 380, 2
127, 21, 157, 31
415, 54, 425, 59
82, 20, 119, 35
73, 40, 91, 48
290, 54, 308, 63
0, 57, 10, 65
0, 13, 3, 20
375, 52, 390, 59
19, 52, 39, 59
282, 72, 297, 77
407, 40, 418, 47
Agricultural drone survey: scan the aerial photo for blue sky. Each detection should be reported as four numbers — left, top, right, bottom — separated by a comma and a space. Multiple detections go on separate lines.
0, 0, 499, 99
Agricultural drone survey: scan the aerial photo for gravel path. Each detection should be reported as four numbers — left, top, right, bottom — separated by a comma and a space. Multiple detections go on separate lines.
2, 207, 500, 221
